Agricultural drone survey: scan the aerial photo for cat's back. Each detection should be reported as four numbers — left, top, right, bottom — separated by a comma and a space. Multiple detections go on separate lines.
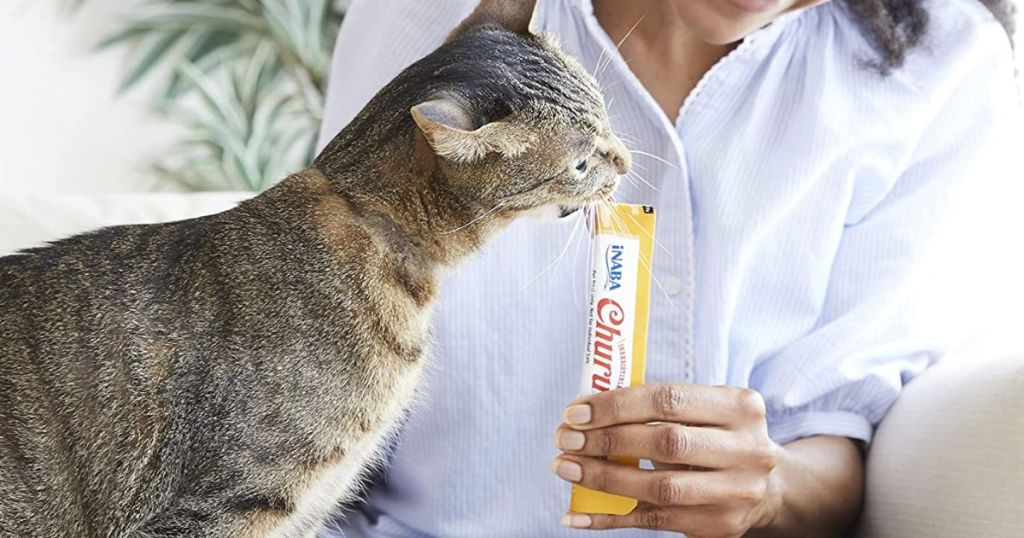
0, 215, 217, 365
0, 215, 226, 536
0, 204, 304, 535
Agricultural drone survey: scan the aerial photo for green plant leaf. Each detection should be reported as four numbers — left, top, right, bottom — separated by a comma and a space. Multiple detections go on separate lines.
97, 26, 149, 49
177, 62, 248, 137
126, 3, 265, 35
120, 30, 185, 90
70, 0, 347, 192
260, 0, 300, 61
249, 94, 294, 165
305, 0, 331, 79
162, 38, 258, 105
162, 29, 239, 98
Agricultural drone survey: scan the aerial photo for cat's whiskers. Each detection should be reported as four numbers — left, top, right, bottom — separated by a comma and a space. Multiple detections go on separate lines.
520, 211, 585, 291
546, 212, 586, 288
610, 132, 659, 194
598, 199, 675, 306
598, 186, 671, 260
619, 202, 674, 259
595, 14, 646, 81
570, 210, 589, 310
597, 79, 626, 98
627, 169, 659, 193
578, 205, 599, 309
592, 37, 610, 79
615, 130, 662, 159
612, 131, 664, 177
618, 173, 649, 196
324, 516, 346, 536
441, 203, 503, 235
616, 131, 641, 146
630, 149, 677, 169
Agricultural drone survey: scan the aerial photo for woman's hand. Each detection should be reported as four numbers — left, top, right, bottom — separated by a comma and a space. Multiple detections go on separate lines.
552, 384, 782, 537
553, 384, 865, 536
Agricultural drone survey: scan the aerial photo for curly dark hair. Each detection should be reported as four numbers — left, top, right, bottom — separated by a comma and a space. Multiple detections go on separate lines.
843, 0, 1016, 72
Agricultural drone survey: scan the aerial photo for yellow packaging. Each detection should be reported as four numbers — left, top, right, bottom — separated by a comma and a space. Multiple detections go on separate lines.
570, 203, 656, 515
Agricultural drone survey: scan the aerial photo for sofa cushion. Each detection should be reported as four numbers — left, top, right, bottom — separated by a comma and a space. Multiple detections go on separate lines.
0, 193, 251, 255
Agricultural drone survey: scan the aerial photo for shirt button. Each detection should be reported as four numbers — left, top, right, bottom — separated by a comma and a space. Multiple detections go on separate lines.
662, 276, 683, 297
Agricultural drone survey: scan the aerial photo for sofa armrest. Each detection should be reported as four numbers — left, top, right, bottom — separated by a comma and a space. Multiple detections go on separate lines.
0, 192, 252, 256
857, 354, 1024, 537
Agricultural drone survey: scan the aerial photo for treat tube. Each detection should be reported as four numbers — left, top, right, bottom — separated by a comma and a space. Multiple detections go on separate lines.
570, 203, 656, 516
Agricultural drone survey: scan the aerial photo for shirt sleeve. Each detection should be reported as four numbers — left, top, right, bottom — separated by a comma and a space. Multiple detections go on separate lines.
316, 0, 479, 152
750, 17, 1021, 446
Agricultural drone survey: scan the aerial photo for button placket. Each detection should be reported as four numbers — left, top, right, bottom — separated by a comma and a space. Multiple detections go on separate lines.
574, 0, 698, 386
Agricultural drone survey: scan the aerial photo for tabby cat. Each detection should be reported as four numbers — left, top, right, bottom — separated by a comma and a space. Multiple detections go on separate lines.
0, 0, 629, 536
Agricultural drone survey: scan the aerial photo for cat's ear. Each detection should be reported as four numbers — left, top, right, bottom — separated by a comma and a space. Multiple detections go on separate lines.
446, 0, 541, 42
411, 99, 531, 163
411, 99, 489, 163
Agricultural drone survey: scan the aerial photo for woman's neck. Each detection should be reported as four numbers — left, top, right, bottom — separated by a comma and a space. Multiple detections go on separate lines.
592, 0, 736, 122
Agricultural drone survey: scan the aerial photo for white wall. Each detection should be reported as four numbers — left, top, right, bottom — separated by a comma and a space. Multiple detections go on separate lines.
0, 0, 181, 194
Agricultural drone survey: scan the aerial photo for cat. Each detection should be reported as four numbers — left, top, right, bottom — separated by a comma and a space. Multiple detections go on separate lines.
0, 0, 629, 536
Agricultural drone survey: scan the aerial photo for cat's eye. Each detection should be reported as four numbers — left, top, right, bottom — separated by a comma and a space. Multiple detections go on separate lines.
574, 159, 589, 174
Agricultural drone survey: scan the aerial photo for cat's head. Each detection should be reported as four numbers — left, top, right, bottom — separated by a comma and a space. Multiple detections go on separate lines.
409, 0, 630, 218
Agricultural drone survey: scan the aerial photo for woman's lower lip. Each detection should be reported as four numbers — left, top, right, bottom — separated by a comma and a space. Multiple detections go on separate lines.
724, 0, 781, 14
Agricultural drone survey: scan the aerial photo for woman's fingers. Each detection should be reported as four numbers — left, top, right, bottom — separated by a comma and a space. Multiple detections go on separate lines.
556, 423, 754, 468
562, 383, 768, 431
551, 455, 749, 507
554, 385, 782, 535
562, 504, 750, 537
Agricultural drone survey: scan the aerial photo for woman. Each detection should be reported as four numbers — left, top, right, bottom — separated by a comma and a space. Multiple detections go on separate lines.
316, 0, 1018, 536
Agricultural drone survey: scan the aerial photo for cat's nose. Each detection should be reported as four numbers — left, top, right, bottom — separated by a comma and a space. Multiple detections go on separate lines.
602, 134, 632, 176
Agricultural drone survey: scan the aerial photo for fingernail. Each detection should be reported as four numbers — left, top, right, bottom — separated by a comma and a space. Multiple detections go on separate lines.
557, 430, 586, 450
552, 458, 583, 482
564, 404, 592, 425
560, 513, 593, 528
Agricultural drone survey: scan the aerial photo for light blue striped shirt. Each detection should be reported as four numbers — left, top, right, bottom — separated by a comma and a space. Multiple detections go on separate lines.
316, 0, 1019, 535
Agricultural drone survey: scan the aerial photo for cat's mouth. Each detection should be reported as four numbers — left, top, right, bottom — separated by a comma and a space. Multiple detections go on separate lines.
557, 205, 582, 218
557, 179, 619, 218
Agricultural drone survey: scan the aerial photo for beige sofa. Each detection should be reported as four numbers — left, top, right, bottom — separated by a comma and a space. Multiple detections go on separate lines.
858, 352, 1023, 537
2, 193, 1022, 537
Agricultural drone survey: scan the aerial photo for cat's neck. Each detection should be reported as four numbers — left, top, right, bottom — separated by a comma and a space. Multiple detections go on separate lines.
310, 136, 510, 269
